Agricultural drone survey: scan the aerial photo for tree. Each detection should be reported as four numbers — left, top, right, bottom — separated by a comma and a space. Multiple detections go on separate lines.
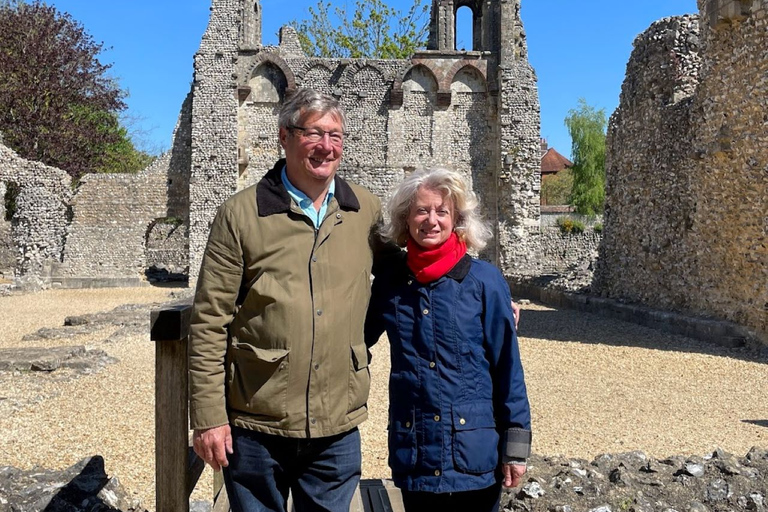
564, 99, 607, 216
0, 0, 150, 179
541, 168, 573, 206
294, 0, 429, 59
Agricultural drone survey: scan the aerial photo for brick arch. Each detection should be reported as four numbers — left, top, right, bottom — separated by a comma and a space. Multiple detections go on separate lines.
391, 62, 441, 107
443, 61, 487, 91
246, 53, 297, 93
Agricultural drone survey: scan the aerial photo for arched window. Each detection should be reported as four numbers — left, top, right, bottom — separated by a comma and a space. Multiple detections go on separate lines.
455, 6, 473, 51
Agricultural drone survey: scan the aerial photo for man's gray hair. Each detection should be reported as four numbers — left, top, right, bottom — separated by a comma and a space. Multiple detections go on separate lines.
384, 167, 492, 250
278, 88, 346, 131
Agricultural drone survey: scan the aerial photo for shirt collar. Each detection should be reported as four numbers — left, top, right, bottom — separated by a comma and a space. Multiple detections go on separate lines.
280, 165, 335, 209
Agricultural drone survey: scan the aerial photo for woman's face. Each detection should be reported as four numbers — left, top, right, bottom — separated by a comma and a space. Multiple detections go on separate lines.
407, 186, 455, 249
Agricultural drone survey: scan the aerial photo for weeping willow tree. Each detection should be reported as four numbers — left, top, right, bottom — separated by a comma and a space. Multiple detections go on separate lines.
564, 99, 607, 216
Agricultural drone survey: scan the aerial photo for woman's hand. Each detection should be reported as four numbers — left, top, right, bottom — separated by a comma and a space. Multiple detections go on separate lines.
502, 462, 527, 488
511, 301, 520, 329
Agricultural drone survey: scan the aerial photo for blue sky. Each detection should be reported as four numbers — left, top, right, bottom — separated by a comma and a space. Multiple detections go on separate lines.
45, 0, 697, 157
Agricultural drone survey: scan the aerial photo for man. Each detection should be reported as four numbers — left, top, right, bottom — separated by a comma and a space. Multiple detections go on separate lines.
189, 88, 385, 512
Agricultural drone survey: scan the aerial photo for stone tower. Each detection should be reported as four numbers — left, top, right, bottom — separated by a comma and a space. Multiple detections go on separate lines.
241, 0, 261, 51
185, 0, 542, 282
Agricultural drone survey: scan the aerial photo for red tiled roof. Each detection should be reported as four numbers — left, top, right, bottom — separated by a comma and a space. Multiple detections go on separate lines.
541, 147, 573, 173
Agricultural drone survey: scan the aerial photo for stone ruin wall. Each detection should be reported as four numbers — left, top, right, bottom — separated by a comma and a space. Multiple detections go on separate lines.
187, 0, 542, 284
52, 95, 193, 287
0, 143, 72, 290
594, 0, 768, 342
53, 155, 169, 287
0, 90, 194, 289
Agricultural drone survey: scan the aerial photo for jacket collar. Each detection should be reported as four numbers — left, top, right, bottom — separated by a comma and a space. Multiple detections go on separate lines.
444, 253, 472, 281
256, 159, 361, 217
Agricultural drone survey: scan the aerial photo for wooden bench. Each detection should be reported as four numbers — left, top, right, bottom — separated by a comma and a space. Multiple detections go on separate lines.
151, 301, 403, 512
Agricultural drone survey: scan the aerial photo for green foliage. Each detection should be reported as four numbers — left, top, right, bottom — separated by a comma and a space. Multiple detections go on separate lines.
4, 182, 20, 221
556, 216, 585, 235
541, 168, 573, 205
155, 216, 184, 226
0, 0, 148, 179
294, 0, 429, 59
564, 98, 607, 216
593, 223, 603, 234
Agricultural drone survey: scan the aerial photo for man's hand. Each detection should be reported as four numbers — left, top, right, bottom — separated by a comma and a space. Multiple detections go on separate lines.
193, 425, 233, 472
511, 301, 521, 330
502, 462, 527, 488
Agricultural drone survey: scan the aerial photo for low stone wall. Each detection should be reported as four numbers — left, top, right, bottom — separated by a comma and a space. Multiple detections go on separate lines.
538, 229, 601, 275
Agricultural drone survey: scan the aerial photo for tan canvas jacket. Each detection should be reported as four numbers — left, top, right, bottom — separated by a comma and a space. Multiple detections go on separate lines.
189, 159, 384, 438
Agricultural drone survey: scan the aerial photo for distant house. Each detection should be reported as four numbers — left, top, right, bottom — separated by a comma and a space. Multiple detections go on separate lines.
540, 138, 573, 179
540, 138, 573, 206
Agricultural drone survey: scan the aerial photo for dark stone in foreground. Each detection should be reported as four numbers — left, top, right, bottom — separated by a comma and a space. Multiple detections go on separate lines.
0, 346, 117, 373
501, 448, 768, 512
2, 448, 766, 511
0, 456, 145, 512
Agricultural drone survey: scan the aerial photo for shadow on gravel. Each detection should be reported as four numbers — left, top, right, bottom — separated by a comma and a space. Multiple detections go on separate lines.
517, 305, 768, 364
742, 419, 768, 429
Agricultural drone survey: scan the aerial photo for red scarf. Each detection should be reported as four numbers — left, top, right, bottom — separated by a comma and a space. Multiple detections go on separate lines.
406, 232, 467, 284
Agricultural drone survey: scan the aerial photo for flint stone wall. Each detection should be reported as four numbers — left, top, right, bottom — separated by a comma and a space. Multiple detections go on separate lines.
594, 2, 768, 344
0, 143, 72, 290
52, 93, 194, 288
187, 0, 542, 283
539, 230, 601, 275
54, 155, 168, 287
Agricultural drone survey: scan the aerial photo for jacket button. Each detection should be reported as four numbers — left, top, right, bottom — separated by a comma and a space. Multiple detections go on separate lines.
434, 470, 441, 476
336, 213, 342, 219
459, 418, 466, 425
314, 363, 320, 370
429, 361, 436, 368
434, 415, 440, 422
311, 418, 316, 424
405, 421, 411, 428
312, 255, 317, 262
422, 309, 429, 315
407, 279, 413, 285
317, 309, 323, 316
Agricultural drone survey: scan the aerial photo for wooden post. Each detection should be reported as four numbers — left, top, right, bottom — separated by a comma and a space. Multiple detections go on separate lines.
152, 302, 193, 512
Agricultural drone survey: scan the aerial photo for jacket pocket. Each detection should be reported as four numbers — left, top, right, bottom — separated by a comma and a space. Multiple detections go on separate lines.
452, 402, 499, 474
388, 409, 417, 473
347, 341, 371, 414
228, 341, 290, 419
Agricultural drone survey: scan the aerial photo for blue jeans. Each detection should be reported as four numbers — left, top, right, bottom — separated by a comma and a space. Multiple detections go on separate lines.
223, 426, 362, 512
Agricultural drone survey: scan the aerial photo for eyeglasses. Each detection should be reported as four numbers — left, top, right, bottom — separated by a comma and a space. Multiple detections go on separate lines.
289, 125, 347, 146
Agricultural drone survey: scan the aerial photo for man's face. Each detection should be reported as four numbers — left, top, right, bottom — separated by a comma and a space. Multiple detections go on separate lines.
279, 110, 344, 187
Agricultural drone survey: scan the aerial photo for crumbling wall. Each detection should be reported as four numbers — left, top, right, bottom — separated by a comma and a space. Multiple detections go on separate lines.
56, 155, 169, 287
595, 1, 767, 342
0, 142, 72, 290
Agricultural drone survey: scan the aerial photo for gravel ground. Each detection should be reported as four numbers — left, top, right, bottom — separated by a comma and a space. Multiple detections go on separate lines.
0, 288, 766, 511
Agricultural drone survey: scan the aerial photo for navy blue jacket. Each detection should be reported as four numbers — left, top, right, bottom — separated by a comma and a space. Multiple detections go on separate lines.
365, 253, 531, 493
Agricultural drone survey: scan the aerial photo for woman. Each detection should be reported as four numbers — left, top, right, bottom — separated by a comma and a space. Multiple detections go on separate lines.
365, 168, 531, 512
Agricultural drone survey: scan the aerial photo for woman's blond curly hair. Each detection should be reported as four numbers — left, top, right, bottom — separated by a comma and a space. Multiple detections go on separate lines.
384, 167, 492, 250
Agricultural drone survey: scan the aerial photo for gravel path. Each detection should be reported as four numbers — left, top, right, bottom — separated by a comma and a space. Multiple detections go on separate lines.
0, 288, 766, 511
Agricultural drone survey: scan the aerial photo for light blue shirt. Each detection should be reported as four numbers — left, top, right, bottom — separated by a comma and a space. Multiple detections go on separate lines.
281, 166, 335, 229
